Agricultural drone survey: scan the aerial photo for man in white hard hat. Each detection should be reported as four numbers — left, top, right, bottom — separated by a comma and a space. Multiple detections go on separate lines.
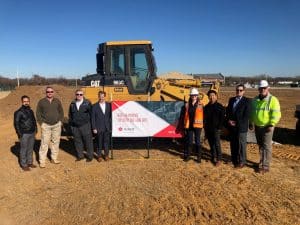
250, 80, 281, 174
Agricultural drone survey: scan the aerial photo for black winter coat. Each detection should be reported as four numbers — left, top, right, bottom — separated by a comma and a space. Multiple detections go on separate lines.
68, 99, 92, 127
14, 105, 37, 138
204, 102, 225, 132
225, 96, 251, 133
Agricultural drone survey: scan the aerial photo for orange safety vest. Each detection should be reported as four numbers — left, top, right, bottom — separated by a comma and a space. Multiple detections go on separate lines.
184, 103, 204, 128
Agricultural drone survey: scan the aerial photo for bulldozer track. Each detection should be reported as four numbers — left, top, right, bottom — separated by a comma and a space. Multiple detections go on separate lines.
273, 149, 300, 161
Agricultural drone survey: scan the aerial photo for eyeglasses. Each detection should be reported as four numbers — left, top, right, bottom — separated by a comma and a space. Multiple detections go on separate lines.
76, 93, 83, 96
236, 89, 244, 92
259, 87, 268, 90
46, 91, 54, 93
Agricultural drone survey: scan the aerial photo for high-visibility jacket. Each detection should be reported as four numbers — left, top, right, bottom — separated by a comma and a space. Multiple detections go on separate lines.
251, 94, 281, 127
184, 103, 204, 128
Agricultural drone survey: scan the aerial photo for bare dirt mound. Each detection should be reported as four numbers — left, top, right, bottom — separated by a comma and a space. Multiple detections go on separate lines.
0, 85, 76, 120
0, 86, 299, 225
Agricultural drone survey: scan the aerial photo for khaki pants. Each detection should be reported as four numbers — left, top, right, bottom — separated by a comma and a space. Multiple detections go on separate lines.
39, 121, 61, 164
255, 126, 274, 169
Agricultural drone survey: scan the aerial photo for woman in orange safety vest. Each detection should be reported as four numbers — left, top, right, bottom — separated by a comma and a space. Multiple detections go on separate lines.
182, 88, 204, 163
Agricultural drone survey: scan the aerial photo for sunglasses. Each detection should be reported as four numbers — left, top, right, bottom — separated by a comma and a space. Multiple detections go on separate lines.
236, 89, 244, 92
76, 93, 83, 96
46, 91, 54, 93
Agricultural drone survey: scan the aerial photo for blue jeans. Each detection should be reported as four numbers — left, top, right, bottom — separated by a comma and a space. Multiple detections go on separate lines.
184, 128, 202, 158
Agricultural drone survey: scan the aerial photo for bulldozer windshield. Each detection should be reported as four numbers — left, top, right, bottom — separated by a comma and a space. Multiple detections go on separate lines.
92, 41, 156, 94
129, 47, 149, 91
110, 48, 125, 74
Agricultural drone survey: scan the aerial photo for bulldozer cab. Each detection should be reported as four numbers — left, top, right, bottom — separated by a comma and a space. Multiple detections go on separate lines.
95, 40, 157, 94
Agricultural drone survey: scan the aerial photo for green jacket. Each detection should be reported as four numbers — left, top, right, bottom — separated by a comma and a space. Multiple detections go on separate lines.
36, 97, 64, 125
250, 94, 281, 127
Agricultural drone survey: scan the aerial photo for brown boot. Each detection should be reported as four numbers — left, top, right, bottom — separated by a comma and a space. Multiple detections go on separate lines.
21, 166, 31, 171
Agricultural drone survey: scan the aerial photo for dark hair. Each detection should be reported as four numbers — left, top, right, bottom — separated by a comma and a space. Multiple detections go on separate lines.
98, 91, 106, 96
236, 84, 245, 90
188, 96, 199, 105
207, 90, 217, 96
21, 95, 30, 101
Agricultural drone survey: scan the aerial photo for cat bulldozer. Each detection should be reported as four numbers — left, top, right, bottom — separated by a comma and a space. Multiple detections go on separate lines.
81, 40, 219, 104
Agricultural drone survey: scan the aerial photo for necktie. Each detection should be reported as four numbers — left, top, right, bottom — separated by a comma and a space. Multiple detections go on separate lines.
233, 97, 241, 111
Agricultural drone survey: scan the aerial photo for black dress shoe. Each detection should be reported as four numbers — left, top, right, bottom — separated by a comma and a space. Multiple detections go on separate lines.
183, 157, 190, 162
86, 158, 93, 162
75, 157, 84, 162
97, 157, 103, 162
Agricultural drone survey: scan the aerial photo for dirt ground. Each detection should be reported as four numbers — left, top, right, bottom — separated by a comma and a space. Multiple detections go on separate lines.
0, 85, 299, 225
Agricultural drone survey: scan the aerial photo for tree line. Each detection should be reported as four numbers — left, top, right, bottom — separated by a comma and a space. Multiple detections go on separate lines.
1, 74, 300, 91
0, 74, 80, 90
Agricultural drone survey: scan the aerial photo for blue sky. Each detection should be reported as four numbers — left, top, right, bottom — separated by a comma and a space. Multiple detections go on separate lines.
0, 0, 299, 78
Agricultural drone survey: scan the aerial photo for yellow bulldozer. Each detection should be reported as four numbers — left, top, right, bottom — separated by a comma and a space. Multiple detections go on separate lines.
81, 40, 219, 104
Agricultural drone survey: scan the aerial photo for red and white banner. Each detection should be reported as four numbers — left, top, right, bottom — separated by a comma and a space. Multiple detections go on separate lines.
112, 101, 182, 138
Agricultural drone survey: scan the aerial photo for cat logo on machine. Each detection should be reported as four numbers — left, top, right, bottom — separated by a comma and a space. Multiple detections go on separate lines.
91, 80, 100, 87
114, 87, 124, 92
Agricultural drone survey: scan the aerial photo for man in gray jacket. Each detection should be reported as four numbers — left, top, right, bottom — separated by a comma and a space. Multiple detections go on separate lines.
36, 86, 64, 168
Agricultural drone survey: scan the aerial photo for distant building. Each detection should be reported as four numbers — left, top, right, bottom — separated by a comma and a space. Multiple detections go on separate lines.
191, 73, 225, 85
277, 81, 293, 85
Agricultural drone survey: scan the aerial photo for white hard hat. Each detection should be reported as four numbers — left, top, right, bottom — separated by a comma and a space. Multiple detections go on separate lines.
190, 88, 199, 95
259, 80, 269, 88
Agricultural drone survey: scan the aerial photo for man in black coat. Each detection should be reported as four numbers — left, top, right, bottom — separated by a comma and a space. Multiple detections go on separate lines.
91, 91, 112, 162
226, 84, 251, 168
204, 90, 225, 166
14, 95, 37, 171
68, 90, 94, 162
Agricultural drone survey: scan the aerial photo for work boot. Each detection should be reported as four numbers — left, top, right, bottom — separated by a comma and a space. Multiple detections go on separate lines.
28, 164, 37, 168
50, 159, 61, 164
21, 166, 30, 171
183, 145, 192, 162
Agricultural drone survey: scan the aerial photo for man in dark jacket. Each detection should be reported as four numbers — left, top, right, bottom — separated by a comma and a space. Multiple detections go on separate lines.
226, 84, 251, 168
92, 91, 112, 162
69, 90, 94, 162
204, 90, 225, 166
14, 95, 37, 171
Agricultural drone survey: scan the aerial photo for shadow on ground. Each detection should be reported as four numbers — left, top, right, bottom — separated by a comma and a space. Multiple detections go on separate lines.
273, 127, 300, 146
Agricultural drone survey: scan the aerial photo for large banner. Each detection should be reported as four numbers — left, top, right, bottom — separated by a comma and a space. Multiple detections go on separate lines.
112, 101, 184, 138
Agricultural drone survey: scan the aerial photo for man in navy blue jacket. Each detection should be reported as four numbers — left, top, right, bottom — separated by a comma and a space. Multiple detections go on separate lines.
91, 91, 112, 162
226, 84, 251, 168
69, 90, 94, 162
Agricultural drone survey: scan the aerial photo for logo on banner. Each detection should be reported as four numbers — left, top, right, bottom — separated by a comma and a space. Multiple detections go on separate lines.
112, 101, 183, 138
